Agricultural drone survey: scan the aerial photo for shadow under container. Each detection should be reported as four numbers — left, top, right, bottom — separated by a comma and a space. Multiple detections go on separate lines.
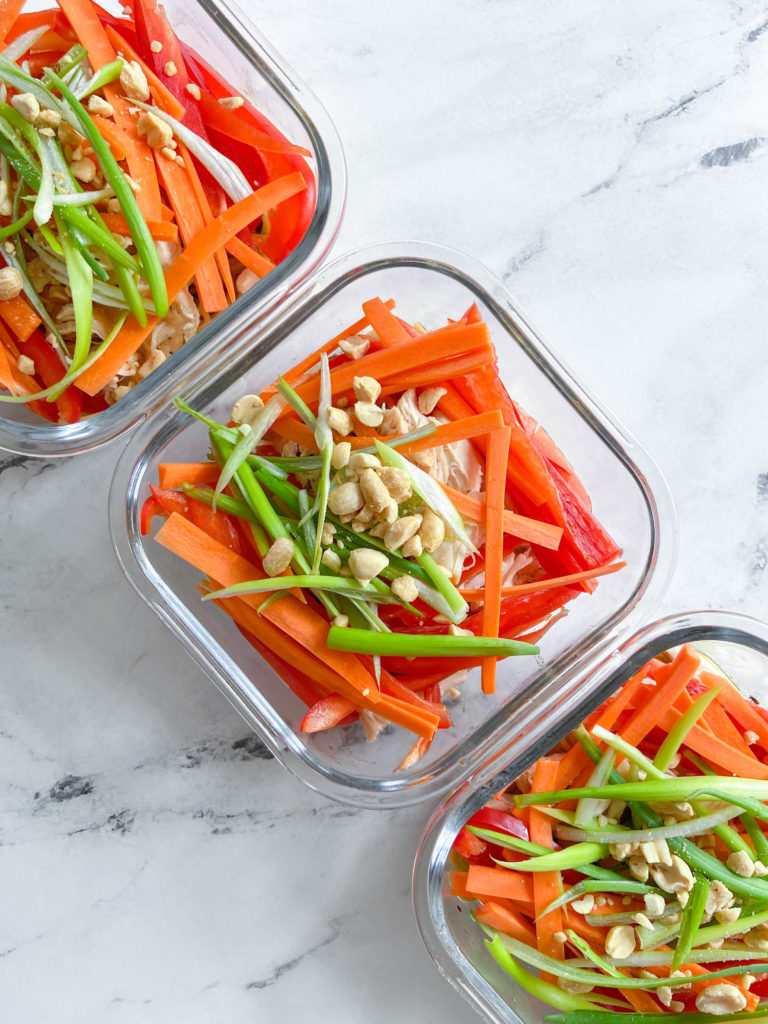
110, 241, 676, 808
413, 610, 768, 1024
0, 0, 345, 457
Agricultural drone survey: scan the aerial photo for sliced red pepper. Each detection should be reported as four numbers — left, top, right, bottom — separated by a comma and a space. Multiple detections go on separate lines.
188, 496, 242, 554
301, 694, 358, 732
17, 331, 82, 424
468, 807, 530, 842
453, 825, 488, 863
140, 494, 164, 535
380, 670, 452, 729
149, 482, 191, 518
235, 624, 326, 710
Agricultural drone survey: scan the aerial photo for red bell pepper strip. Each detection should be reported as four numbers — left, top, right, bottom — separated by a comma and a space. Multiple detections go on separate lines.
467, 807, 530, 841
149, 482, 191, 518
188, 497, 242, 554
140, 494, 164, 535
453, 825, 488, 863
301, 694, 359, 733
17, 331, 82, 424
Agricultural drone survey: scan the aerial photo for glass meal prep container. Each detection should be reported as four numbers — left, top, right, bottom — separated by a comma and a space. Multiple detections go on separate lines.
0, 0, 345, 458
412, 610, 768, 1024
109, 240, 676, 808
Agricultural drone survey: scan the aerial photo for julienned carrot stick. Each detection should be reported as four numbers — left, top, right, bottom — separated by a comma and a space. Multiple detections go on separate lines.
99, 213, 179, 244
375, 349, 496, 397
226, 237, 274, 279
482, 426, 511, 695
103, 24, 186, 120
292, 321, 492, 406
465, 864, 534, 904
0, 0, 26, 43
397, 735, 432, 770
475, 902, 537, 947
438, 483, 563, 550
619, 644, 701, 746
77, 173, 306, 395
399, 411, 505, 453
90, 115, 129, 161
155, 153, 228, 314
700, 670, 768, 750
178, 142, 236, 304
362, 296, 410, 346
56, 0, 162, 222
269, 417, 317, 451
530, 758, 564, 981
0, 337, 37, 396
460, 562, 627, 602
210, 592, 438, 738
657, 707, 768, 779
158, 462, 219, 489
281, 299, 396, 388
0, 294, 41, 342
196, 91, 312, 157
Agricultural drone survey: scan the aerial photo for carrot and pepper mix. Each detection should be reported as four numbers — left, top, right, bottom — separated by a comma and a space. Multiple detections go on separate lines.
0, 0, 314, 423
142, 297, 625, 768
450, 645, 768, 1018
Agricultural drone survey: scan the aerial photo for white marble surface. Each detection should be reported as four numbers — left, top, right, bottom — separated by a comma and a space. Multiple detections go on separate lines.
2, 1, 768, 1021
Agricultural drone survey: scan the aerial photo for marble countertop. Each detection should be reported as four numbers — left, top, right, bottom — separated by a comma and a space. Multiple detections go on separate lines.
2, 1, 768, 1021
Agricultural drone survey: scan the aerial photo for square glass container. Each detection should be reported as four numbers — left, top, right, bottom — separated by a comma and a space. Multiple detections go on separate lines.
0, 0, 345, 457
109, 240, 675, 808
412, 610, 768, 1024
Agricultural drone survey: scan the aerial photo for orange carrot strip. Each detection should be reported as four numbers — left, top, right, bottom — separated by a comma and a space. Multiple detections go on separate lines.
155, 155, 228, 313
225, 237, 275, 280
178, 142, 236, 304
619, 645, 701, 746
450, 871, 472, 900
154, 513, 383, 702
0, 294, 41, 342
99, 212, 179, 244
482, 426, 511, 695
160, 203, 175, 222
280, 300, 396, 389
376, 349, 496, 398
658, 708, 768, 779
397, 734, 432, 770
475, 901, 537, 947
0, 0, 26, 43
676, 686, 755, 757
292, 321, 492, 406
56, 0, 162, 222
158, 463, 219, 489
530, 758, 565, 982
269, 417, 317, 451
700, 670, 768, 750
465, 865, 534, 904
438, 483, 563, 550
362, 296, 410, 346
399, 411, 505, 453
103, 24, 186, 119
77, 173, 306, 395
197, 91, 312, 157
90, 115, 129, 160
460, 562, 627, 601
0, 336, 37, 395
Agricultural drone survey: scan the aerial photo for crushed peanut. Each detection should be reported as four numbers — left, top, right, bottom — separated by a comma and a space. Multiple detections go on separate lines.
219, 95, 244, 109
120, 60, 151, 101
262, 537, 294, 576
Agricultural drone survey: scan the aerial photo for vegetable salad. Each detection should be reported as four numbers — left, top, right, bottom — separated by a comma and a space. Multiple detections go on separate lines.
142, 296, 624, 769
450, 645, 768, 1018
0, 0, 314, 423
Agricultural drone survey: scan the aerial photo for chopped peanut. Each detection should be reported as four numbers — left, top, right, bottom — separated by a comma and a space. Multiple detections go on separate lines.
120, 60, 151, 101
262, 537, 294, 576
0, 267, 23, 301
137, 111, 174, 149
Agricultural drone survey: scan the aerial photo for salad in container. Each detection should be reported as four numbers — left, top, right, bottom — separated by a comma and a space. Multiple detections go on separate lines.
111, 243, 674, 807
0, 0, 344, 454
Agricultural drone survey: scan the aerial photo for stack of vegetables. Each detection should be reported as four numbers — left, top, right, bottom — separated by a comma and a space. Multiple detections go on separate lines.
450, 644, 768, 1018
142, 296, 624, 768
0, 0, 314, 423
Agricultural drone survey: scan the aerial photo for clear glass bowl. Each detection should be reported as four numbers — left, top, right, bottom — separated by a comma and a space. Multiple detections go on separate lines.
109, 240, 676, 807
412, 610, 768, 1024
0, 0, 345, 458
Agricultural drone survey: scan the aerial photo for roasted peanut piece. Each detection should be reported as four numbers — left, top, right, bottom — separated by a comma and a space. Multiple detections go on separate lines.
320, 523, 336, 546
339, 335, 369, 359
570, 893, 595, 915
705, 880, 734, 916
633, 912, 654, 930
352, 375, 381, 403
448, 624, 473, 637
331, 442, 352, 469
354, 401, 384, 428
401, 534, 422, 558
644, 892, 666, 917
391, 575, 419, 603
86, 95, 113, 117
629, 855, 649, 883
418, 508, 445, 552
727, 850, 755, 878
328, 481, 364, 517
321, 549, 341, 572
230, 394, 264, 426
348, 548, 388, 585
10, 92, 39, 122
262, 537, 294, 576
0, 266, 23, 301
379, 466, 412, 502
120, 60, 151, 101
348, 452, 381, 472
17, 354, 35, 375
650, 854, 695, 894
715, 906, 741, 925
327, 407, 353, 436
605, 925, 635, 959
558, 979, 594, 995
359, 468, 391, 513
137, 111, 174, 149
695, 984, 747, 1015
383, 514, 423, 552
235, 268, 259, 295
417, 386, 446, 414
